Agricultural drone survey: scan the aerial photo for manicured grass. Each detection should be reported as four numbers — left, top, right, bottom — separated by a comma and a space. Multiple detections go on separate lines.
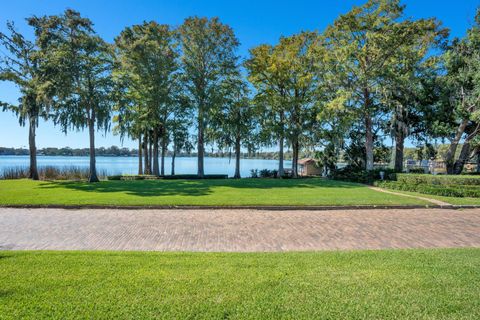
0, 249, 479, 319
0, 178, 429, 206
391, 189, 480, 205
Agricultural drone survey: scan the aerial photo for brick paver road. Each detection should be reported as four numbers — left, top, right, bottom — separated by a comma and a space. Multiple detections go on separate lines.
0, 208, 479, 251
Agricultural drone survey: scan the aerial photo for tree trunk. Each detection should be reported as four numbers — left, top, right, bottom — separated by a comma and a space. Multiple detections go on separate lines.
278, 136, 285, 177
88, 110, 99, 183
394, 129, 405, 173
445, 119, 469, 174
291, 136, 299, 178
148, 138, 153, 174
138, 135, 143, 175
197, 106, 205, 178
365, 115, 374, 171
28, 117, 39, 180
153, 130, 159, 176
171, 147, 176, 176
234, 136, 241, 179
143, 132, 149, 175
161, 132, 167, 176
477, 149, 480, 173
453, 138, 472, 175
364, 88, 374, 171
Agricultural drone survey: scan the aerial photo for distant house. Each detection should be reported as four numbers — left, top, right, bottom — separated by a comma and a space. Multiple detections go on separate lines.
298, 158, 321, 176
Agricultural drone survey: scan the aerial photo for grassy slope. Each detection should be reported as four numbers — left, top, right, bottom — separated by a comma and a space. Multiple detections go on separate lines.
1, 250, 479, 319
0, 178, 428, 206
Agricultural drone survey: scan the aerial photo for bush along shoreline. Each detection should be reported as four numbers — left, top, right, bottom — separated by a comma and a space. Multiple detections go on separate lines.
1, 166, 108, 181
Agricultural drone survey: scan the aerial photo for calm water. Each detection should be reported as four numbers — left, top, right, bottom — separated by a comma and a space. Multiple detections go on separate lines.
0, 155, 291, 178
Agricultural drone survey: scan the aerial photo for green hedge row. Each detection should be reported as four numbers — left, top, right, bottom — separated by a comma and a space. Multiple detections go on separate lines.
375, 181, 480, 198
107, 175, 159, 181
397, 174, 480, 186
162, 174, 228, 180
332, 167, 397, 184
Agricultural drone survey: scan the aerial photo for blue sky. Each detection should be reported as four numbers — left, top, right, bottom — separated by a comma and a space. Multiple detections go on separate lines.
1, 0, 479, 149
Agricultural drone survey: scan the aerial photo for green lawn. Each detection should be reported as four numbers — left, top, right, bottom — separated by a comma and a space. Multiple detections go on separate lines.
387, 189, 480, 206
0, 249, 479, 319
0, 178, 429, 206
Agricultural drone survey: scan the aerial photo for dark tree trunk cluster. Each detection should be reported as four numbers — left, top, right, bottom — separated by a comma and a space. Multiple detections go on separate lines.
137, 127, 170, 176
445, 119, 469, 174
453, 140, 472, 175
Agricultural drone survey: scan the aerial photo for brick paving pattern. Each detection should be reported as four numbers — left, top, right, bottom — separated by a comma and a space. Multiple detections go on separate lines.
0, 208, 479, 251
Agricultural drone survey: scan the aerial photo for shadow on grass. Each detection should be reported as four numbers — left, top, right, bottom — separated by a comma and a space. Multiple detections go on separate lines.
0, 252, 13, 260
0, 290, 13, 298
37, 178, 362, 198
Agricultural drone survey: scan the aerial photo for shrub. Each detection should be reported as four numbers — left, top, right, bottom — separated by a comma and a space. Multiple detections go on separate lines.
408, 167, 427, 174
375, 180, 480, 198
332, 166, 396, 184
250, 169, 293, 179
108, 174, 228, 180
396, 174, 480, 186
164, 174, 227, 180
107, 175, 122, 181
111, 175, 147, 181
461, 172, 480, 176
259, 169, 278, 178
249, 169, 280, 178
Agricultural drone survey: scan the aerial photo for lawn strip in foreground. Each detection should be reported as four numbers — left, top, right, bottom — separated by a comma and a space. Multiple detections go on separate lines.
0, 249, 479, 319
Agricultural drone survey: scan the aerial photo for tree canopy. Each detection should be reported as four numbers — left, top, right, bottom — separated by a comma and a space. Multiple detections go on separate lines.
2, 1, 480, 180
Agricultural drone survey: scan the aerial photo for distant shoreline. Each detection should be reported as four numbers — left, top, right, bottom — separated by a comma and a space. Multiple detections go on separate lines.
0, 154, 288, 161
1, 147, 292, 161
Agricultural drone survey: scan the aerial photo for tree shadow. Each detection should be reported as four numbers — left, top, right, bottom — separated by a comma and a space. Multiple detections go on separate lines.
0, 290, 13, 298
39, 180, 212, 197
37, 178, 361, 198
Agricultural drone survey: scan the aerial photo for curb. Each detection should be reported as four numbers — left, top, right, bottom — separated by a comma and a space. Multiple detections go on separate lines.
1, 204, 479, 211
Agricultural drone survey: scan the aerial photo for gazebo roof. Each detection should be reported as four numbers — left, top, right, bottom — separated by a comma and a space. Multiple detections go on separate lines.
298, 158, 316, 165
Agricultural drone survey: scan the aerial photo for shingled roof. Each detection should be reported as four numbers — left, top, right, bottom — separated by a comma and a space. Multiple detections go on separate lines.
298, 158, 316, 165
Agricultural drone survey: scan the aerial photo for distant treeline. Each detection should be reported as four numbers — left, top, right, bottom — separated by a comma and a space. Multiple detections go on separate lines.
0, 146, 293, 160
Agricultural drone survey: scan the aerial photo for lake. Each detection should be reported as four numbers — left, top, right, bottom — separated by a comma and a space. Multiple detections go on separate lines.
0, 155, 291, 178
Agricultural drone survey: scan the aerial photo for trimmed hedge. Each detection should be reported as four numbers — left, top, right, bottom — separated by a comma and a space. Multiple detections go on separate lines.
397, 174, 480, 186
407, 168, 427, 174
375, 180, 480, 198
107, 174, 228, 181
332, 167, 396, 184
107, 175, 159, 181
163, 174, 228, 180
